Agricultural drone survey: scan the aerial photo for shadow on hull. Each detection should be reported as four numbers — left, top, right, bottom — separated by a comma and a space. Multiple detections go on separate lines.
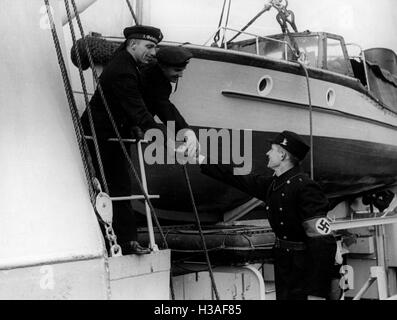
130, 128, 397, 223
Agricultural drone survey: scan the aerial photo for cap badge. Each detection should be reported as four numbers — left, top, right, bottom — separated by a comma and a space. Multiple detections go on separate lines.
281, 138, 288, 146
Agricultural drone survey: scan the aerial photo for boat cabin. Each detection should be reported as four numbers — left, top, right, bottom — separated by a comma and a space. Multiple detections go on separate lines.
227, 30, 397, 114
228, 31, 355, 77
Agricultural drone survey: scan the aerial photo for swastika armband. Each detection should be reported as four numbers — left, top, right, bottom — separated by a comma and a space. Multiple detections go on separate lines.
302, 217, 332, 237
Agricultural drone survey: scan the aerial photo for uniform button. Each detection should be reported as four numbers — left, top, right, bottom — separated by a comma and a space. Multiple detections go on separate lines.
281, 193, 285, 197
279, 207, 283, 212
280, 222, 284, 225
283, 236, 287, 239
266, 206, 269, 210
286, 249, 290, 252
287, 180, 290, 184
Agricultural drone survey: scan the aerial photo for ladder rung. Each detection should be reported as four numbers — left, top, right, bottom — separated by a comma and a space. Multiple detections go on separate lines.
84, 135, 151, 144
110, 195, 160, 201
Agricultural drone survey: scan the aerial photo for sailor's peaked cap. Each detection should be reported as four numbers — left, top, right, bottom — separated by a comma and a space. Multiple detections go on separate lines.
156, 46, 193, 67
123, 25, 163, 44
269, 130, 310, 161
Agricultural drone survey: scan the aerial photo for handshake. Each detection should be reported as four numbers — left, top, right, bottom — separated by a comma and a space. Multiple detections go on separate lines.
173, 129, 204, 164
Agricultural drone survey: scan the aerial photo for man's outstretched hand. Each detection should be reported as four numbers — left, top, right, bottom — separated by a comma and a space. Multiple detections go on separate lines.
176, 129, 201, 159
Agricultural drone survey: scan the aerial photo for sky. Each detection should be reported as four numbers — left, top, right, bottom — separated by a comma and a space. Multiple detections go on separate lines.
70, 0, 397, 53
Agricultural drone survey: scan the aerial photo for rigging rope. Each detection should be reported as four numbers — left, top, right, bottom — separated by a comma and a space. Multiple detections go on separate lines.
212, 0, 227, 45
213, 0, 232, 47
43, 0, 97, 206
226, 7, 267, 44
220, 0, 232, 46
63, 0, 109, 195
182, 165, 220, 300
125, 0, 140, 25
68, 0, 175, 299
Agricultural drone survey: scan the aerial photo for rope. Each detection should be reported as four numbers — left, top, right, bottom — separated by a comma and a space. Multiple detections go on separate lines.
68, 0, 174, 299
220, 0, 232, 46
63, 0, 109, 195
213, 0, 227, 45
125, 0, 140, 25
226, 7, 267, 43
43, 0, 97, 207
182, 165, 220, 300
298, 61, 314, 179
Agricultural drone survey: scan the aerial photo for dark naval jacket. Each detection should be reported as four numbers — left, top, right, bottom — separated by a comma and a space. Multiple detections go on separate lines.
201, 163, 337, 299
141, 63, 189, 132
81, 49, 188, 139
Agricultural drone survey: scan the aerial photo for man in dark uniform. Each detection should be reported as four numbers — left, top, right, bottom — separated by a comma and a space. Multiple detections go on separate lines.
200, 131, 340, 300
81, 26, 198, 254
141, 46, 199, 158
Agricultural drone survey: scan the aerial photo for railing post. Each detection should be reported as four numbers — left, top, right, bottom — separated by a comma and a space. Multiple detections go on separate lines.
84, 135, 159, 251
137, 140, 158, 251
371, 266, 388, 300
361, 49, 371, 91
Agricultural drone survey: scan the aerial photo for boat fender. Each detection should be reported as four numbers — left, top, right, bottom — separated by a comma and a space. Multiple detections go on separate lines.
71, 36, 118, 70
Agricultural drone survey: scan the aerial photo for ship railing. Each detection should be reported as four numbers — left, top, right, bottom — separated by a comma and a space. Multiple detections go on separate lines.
346, 42, 371, 91
203, 26, 296, 61
85, 136, 159, 251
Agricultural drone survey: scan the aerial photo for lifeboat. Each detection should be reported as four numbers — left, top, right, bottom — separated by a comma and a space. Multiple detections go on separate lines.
71, 29, 397, 223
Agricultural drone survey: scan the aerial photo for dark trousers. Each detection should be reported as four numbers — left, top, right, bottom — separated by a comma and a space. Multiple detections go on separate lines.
273, 241, 339, 300
273, 247, 308, 300
87, 139, 138, 248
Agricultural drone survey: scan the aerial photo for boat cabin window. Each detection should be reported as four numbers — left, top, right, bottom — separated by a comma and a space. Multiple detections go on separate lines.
228, 37, 294, 61
293, 35, 320, 68
228, 33, 354, 77
261, 39, 289, 60
326, 38, 351, 75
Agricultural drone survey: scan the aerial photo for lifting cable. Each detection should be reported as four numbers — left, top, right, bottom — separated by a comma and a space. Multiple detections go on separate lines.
297, 60, 314, 179
125, 0, 140, 25
67, 0, 175, 299
182, 165, 220, 300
